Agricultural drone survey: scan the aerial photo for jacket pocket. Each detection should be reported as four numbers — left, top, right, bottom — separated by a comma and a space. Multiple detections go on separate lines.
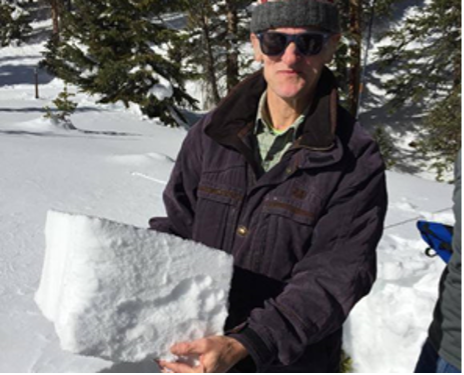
192, 183, 243, 250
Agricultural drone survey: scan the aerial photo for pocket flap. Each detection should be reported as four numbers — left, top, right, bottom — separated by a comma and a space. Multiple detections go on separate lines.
262, 196, 319, 225
197, 184, 243, 206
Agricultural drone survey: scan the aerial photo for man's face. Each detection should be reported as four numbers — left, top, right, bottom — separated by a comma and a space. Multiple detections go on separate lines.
251, 27, 340, 102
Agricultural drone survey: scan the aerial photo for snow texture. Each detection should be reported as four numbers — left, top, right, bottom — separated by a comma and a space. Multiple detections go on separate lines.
150, 73, 174, 101
35, 210, 233, 364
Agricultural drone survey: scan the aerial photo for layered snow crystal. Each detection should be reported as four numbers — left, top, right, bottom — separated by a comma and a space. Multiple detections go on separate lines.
34, 210, 233, 363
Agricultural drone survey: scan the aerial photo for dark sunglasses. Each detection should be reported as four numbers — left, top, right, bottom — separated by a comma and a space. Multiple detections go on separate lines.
257, 31, 331, 57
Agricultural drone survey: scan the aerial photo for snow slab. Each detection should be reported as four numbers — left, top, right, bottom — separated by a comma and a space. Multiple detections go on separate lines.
35, 210, 234, 364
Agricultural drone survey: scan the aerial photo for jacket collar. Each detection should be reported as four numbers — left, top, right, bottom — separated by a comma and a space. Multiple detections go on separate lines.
205, 66, 339, 152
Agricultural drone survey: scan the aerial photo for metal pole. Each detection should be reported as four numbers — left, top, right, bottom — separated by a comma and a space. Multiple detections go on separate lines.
34, 68, 39, 99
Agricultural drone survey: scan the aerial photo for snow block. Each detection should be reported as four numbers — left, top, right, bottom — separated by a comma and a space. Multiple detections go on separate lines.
34, 210, 233, 363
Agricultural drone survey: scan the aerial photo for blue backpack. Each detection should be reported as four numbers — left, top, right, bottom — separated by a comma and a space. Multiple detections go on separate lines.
417, 220, 454, 263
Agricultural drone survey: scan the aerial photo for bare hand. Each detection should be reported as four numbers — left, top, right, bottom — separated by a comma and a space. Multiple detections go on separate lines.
158, 336, 248, 373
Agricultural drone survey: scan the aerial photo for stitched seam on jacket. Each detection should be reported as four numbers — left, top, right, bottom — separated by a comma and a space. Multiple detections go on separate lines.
198, 185, 243, 201
265, 201, 315, 219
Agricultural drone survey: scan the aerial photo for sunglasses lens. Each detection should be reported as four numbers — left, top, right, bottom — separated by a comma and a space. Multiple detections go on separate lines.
260, 32, 327, 56
296, 34, 325, 55
260, 32, 288, 56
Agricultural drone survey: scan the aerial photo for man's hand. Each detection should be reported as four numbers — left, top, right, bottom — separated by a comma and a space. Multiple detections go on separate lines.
158, 336, 248, 373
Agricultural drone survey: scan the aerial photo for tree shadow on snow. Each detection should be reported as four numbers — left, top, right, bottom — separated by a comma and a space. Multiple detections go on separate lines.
0, 55, 42, 64
357, 59, 429, 175
0, 128, 139, 137
0, 107, 99, 114
0, 64, 54, 86
27, 25, 53, 45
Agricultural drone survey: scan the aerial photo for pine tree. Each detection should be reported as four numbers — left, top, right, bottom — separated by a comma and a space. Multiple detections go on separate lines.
418, 85, 461, 181
377, 0, 461, 179
181, 0, 252, 109
0, 1, 32, 47
44, 84, 78, 126
183, 0, 222, 108
47, 0, 62, 36
333, 0, 372, 115
333, 0, 400, 115
348, 0, 362, 117
223, 0, 252, 91
40, 0, 197, 126
372, 125, 396, 169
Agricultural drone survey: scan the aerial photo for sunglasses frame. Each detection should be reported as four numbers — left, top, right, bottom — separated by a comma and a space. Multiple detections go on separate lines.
257, 31, 332, 57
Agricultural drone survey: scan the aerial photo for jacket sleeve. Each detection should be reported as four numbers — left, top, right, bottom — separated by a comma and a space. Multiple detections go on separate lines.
148, 117, 206, 238
440, 151, 462, 326
229, 137, 388, 368
451, 149, 461, 255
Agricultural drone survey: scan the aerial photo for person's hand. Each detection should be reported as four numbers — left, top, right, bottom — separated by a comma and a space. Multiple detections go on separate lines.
158, 336, 248, 373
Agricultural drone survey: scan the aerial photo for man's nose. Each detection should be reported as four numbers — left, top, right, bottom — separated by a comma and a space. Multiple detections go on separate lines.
281, 42, 301, 65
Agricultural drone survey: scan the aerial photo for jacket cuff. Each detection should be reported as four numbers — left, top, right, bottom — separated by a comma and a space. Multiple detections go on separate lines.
148, 217, 173, 234
227, 325, 277, 368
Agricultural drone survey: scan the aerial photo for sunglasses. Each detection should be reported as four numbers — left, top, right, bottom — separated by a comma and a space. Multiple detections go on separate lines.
257, 31, 331, 57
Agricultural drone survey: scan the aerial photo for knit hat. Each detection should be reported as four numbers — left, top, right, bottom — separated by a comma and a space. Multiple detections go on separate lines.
250, 0, 340, 34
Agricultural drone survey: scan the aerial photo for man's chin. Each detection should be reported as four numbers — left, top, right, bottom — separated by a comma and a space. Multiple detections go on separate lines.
273, 88, 307, 102
270, 79, 309, 98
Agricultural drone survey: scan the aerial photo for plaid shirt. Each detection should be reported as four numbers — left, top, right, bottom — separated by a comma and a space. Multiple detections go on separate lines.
255, 91, 309, 172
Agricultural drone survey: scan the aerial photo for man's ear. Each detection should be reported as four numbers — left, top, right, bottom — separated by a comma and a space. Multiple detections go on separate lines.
250, 33, 264, 63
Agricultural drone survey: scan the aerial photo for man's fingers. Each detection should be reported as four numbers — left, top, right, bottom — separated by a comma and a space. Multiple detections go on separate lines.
158, 360, 202, 373
170, 339, 208, 356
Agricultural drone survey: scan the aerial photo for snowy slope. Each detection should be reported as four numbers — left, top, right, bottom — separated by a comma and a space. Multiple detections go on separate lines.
0, 29, 455, 373
344, 172, 452, 372
1, 39, 186, 372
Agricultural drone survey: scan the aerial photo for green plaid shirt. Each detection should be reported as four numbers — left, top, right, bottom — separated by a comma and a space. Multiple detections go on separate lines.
255, 91, 308, 172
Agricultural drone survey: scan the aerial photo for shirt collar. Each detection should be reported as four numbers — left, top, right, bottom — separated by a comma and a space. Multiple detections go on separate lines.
255, 90, 311, 140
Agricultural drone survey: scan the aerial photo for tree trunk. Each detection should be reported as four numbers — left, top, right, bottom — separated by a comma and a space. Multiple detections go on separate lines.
200, 11, 221, 106
225, 0, 239, 91
348, 0, 362, 117
50, 0, 60, 36
452, 2, 461, 89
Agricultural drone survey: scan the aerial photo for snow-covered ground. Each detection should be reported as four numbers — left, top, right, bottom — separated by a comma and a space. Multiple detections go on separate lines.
344, 171, 452, 372
0, 25, 456, 373
1, 37, 187, 373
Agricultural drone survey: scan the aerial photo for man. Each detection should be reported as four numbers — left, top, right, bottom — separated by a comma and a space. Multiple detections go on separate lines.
150, 0, 388, 372
415, 150, 461, 373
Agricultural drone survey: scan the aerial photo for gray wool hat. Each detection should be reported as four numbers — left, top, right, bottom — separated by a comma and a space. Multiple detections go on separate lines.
251, 0, 340, 34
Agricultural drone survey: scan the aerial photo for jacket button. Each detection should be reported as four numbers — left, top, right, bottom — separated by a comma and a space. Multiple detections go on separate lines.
237, 225, 248, 237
